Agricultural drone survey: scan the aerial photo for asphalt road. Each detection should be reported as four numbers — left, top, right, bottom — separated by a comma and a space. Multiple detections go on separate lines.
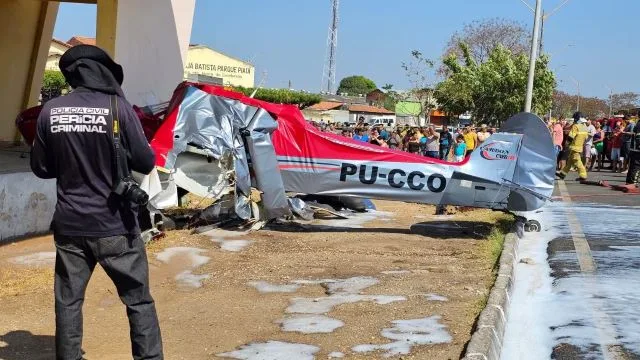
544, 170, 639, 359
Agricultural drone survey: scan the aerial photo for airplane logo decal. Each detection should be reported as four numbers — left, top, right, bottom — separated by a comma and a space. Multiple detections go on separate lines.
480, 142, 517, 161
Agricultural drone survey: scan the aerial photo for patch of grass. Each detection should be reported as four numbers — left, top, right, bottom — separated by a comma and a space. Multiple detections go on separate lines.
460, 212, 514, 358
475, 215, 514, 309
481, 217, 514, 272
472, 293, 490, 315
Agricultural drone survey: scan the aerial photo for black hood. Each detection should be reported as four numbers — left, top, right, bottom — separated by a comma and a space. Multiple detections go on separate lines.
59, 45, 125, 97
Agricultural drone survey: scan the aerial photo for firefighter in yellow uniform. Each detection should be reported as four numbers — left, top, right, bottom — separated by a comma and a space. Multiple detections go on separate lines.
556, 112, 588, 181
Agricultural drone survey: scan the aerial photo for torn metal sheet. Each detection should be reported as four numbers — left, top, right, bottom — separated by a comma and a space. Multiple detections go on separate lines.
172, 151, 226, 198
288, 198, 314, 221
244, 109, 291, 219
146, 86, 290, 220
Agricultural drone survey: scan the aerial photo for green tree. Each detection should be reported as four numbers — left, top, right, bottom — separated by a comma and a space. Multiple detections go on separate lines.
233, 87, 321, 109
435, 43, 555, 125
42, 70, 68, 93
336, 75, 377, 96
379, 84, 400, 112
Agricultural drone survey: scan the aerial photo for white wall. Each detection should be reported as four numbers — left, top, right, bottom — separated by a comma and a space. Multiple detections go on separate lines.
115, 0, 195, 106
0, 173, 56, 243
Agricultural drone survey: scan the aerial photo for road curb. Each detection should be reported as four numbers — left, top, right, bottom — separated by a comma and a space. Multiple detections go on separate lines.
463, 230, 519, 360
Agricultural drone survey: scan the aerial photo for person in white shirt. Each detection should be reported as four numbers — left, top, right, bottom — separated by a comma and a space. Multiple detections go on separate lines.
477, 124, 491, 143
583, 119, 597, 167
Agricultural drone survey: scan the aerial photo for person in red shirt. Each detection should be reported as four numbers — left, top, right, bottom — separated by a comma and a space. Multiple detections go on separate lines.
607, 117, 618, 133
610, 124, 624, 172
551, 120, 564, 169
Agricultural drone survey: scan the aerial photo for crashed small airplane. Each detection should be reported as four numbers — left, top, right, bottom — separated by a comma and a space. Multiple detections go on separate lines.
18, 82, 555, 233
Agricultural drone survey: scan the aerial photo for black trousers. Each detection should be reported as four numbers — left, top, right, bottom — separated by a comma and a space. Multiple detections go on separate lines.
54, 234, 163, 360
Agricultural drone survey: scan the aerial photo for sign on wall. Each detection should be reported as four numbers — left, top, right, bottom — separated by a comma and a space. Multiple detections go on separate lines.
183, 47, 255, 87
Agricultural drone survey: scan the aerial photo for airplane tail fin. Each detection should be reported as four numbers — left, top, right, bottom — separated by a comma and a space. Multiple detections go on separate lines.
456, 112, 555, 211
499, 112, 556, 211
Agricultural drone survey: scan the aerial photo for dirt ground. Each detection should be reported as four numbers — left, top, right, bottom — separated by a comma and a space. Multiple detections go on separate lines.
0, 201, 509, 360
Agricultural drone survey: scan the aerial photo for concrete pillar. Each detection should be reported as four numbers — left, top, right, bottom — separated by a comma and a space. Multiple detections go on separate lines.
114, 0, 196, 106
96, 0, 118, 57
0, 0, 195, 144
0, 0, 59, 144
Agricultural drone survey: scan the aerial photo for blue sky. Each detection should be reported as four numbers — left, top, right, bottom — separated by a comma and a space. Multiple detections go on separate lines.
53, 0, 639, 99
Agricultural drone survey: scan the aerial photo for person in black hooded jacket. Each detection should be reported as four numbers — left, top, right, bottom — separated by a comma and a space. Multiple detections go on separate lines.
30, 45, 162, 360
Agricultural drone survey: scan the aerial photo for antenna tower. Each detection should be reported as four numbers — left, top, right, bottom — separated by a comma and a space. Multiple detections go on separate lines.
321, 0, 339, 94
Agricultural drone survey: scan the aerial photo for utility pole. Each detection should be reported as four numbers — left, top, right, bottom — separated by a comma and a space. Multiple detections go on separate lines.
321, 0, 339, 94
520, 0, 572, 113
569, 76, 580, 111
524, 0, 542, 113
605, 85, 613, 117
539, 11, 544, 54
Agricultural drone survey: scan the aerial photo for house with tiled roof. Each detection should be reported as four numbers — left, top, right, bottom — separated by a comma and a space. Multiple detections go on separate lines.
46, 38, 71, 71
67, 36, 96, 47
303, 100, 396, 126
302, 101, 349, 124
347, 104, 394, 115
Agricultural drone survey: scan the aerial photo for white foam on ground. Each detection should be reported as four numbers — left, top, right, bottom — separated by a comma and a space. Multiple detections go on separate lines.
352, 316, 452, 357
325, 276, 379, 294
328, 351, 345, 358
314, 210, 394, 229
248, 281, 301, 293
202, 228, 249, 238
501, 206, 558, 359
217, 341, 320, 360
8, 251, 56, 266
277, 315, 344, 333
424, 294, 448, 302
217, 239, 253, 252
155, 247, 211, 288
503, 203, 640, 358
285, 276, 405, 314
381, 270, 410, 275
203, 228, 253, 252
155, 247, 210, 267
175, 270, 210, 288
287, 294, 406, 314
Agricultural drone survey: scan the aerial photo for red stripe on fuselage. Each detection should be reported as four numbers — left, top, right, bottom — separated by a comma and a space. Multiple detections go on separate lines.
278, 165, 341, 171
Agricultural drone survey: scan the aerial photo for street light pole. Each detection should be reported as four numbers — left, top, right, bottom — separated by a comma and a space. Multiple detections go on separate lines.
569, 76, 580, 111
524, 0, 543, 113
605, 85, 613, 117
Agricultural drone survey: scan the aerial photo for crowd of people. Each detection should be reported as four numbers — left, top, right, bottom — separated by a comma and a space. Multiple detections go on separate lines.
311, 112, 640, 179
551, 111, 640, 181
311, 119, 497, 163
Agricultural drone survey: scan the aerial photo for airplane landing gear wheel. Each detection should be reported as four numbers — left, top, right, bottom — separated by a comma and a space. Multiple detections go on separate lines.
524, 220, 541, 232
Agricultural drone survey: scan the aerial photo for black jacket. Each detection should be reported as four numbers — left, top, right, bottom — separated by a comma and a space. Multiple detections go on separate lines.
31, 89, 155, 236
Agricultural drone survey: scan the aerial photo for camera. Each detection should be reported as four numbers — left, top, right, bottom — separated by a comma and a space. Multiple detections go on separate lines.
113, 178, 149, 205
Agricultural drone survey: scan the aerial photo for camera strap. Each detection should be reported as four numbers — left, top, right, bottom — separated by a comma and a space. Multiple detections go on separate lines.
109, 95, 129, 181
